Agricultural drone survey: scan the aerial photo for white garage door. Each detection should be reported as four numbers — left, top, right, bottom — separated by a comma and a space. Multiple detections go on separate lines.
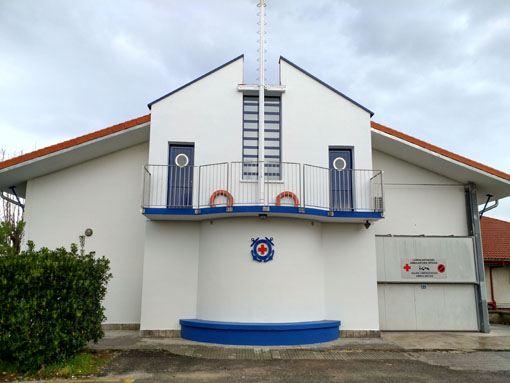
376, 236, 479, 331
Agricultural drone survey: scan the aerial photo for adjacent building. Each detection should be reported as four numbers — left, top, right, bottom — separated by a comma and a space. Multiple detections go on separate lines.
482, 217, 510, 310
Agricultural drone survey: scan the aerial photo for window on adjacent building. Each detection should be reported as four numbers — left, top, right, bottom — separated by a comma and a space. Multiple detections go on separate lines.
242, 96, 281, 180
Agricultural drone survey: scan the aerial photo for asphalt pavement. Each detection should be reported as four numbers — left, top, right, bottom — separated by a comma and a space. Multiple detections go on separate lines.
19, 325, 510, 382
96, 349, 510, 383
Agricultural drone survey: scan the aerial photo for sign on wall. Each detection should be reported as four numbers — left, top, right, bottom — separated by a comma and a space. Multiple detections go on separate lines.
251, 237, 274, 263
401, 258, 447, 279
376, 236, 476, 283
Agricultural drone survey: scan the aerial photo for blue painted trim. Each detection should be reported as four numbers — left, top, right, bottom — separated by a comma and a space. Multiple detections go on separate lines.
279, 56, 374, 117
147, 54, 244, 109
180, 319, 341, 346
143, 205, 383, 219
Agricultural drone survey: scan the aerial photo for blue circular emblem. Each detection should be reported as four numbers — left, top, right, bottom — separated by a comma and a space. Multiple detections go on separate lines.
250, 237, 274, 263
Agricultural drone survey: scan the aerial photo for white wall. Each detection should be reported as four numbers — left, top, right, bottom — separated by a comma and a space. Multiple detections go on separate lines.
140, 217, 380, 331
149, 57, 244, 166
485, 265, 510, 307
23, 143, 149, 324
279, 60, 373, 170
139, 57, 381, 331
196, 217, 325, 322
372, 150, 468, 236
150, 57, 373, 171
323, 224, 380, 330
140, 221, 200, 330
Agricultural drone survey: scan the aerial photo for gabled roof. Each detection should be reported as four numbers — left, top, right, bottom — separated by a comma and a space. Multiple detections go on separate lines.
0, 114, 150, 171
0, 114, 151, 196
371, 121, 510, 181
147, 54, 244, 109
279, 56, 374, 117
481, 217, 510, 261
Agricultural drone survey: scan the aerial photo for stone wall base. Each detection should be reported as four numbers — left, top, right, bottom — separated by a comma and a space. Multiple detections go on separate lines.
340, 330, 381, 338
139, 329, 182, 338
102, 323, 140, 331
489, 311, 510, 326
102, 325, 380, 339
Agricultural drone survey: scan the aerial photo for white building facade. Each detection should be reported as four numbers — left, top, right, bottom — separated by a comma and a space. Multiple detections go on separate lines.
2, 55, 510, 344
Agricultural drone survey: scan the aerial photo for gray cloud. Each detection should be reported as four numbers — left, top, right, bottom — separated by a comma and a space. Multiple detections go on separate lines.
1, 0, 509, 219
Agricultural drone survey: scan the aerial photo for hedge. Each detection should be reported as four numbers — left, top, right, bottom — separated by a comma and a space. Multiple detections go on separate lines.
0, 241, 112, 371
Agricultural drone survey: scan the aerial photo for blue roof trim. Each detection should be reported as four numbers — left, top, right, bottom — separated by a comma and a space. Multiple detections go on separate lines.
147, 54, 244, 109
279, 56, 374, 117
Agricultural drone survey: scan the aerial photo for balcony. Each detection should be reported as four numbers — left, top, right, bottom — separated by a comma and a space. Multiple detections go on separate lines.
141, 162, 384, 222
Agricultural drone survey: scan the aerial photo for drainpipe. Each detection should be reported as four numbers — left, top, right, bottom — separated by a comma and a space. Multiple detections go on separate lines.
257, 0, 266, 205
465, 183, 490, 333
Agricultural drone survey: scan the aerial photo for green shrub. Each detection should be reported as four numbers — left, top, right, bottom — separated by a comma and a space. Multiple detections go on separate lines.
0, 241, 112, 371
0, 220, 25, 256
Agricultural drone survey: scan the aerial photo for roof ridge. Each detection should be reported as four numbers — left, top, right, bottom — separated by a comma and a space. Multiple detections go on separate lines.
371, 121, 510, 181
0, 114, 150, 170
279, 56, 374, 117
147, 54, 244, 109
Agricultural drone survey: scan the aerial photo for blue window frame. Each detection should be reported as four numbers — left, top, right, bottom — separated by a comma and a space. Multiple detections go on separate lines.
242, 96, 281, 180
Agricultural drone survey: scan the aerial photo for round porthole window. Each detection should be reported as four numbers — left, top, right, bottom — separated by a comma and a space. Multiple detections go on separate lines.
175, 153, 189, 167
333, 157, 347, 171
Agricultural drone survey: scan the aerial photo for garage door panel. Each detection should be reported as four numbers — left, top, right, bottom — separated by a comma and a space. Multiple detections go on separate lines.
380, 285, 417, 330
376, 236, 479, 331
414, 284, 446, 330
379, 284, 479, 331
442, 285, 478, 330
377, 285, 387, 330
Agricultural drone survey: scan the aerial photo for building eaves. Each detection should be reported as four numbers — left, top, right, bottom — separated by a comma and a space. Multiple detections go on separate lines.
0, 114, 150, 171
279, 56, 374, 117
147, 54, 244, 109
371, 121, 510, 182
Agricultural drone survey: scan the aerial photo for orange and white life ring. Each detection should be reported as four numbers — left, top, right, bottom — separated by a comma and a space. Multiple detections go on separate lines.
210, 190, 234, 207
275, 191, 299, 207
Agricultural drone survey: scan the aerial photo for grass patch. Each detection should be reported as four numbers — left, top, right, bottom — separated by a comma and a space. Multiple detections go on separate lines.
0, 350, 114, 381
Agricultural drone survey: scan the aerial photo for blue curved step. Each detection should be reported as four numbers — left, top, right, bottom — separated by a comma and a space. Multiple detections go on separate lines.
179, 319, 341, 346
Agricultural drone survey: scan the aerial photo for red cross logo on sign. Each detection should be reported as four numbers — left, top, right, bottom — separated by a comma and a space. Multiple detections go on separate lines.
257, 244, 268, 255
403, 264, 411, 272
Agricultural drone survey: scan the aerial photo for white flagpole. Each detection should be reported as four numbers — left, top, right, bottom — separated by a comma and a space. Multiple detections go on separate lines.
258, 0, 265, 205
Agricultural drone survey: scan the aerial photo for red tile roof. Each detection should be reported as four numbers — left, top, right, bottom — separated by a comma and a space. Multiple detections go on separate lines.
371, 121, 510, 181
481, 217, 510, 261
0, 114, 151, 170
1, 115, 508, 186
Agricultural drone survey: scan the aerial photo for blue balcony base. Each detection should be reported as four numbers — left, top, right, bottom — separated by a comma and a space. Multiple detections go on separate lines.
179, 319, 341, 346
143, 205, 383, 222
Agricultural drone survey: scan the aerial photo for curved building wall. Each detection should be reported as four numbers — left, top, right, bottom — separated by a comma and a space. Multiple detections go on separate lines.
140, 217, 380, 331
196, 217, 325, 322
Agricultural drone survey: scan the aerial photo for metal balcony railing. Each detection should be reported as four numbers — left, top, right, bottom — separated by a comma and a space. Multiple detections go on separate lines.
142, 161, 383, 213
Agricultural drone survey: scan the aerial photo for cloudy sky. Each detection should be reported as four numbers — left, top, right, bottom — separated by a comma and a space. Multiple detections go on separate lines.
1, 0, 509, 219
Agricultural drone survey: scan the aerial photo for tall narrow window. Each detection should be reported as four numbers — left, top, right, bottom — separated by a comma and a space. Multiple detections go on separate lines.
242, 96, 281, 180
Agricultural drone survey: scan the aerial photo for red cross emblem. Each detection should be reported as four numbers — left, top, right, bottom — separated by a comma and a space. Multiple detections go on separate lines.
403, 264, 411, 272
251, 237, 274, 263
258, 244, 268, 255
